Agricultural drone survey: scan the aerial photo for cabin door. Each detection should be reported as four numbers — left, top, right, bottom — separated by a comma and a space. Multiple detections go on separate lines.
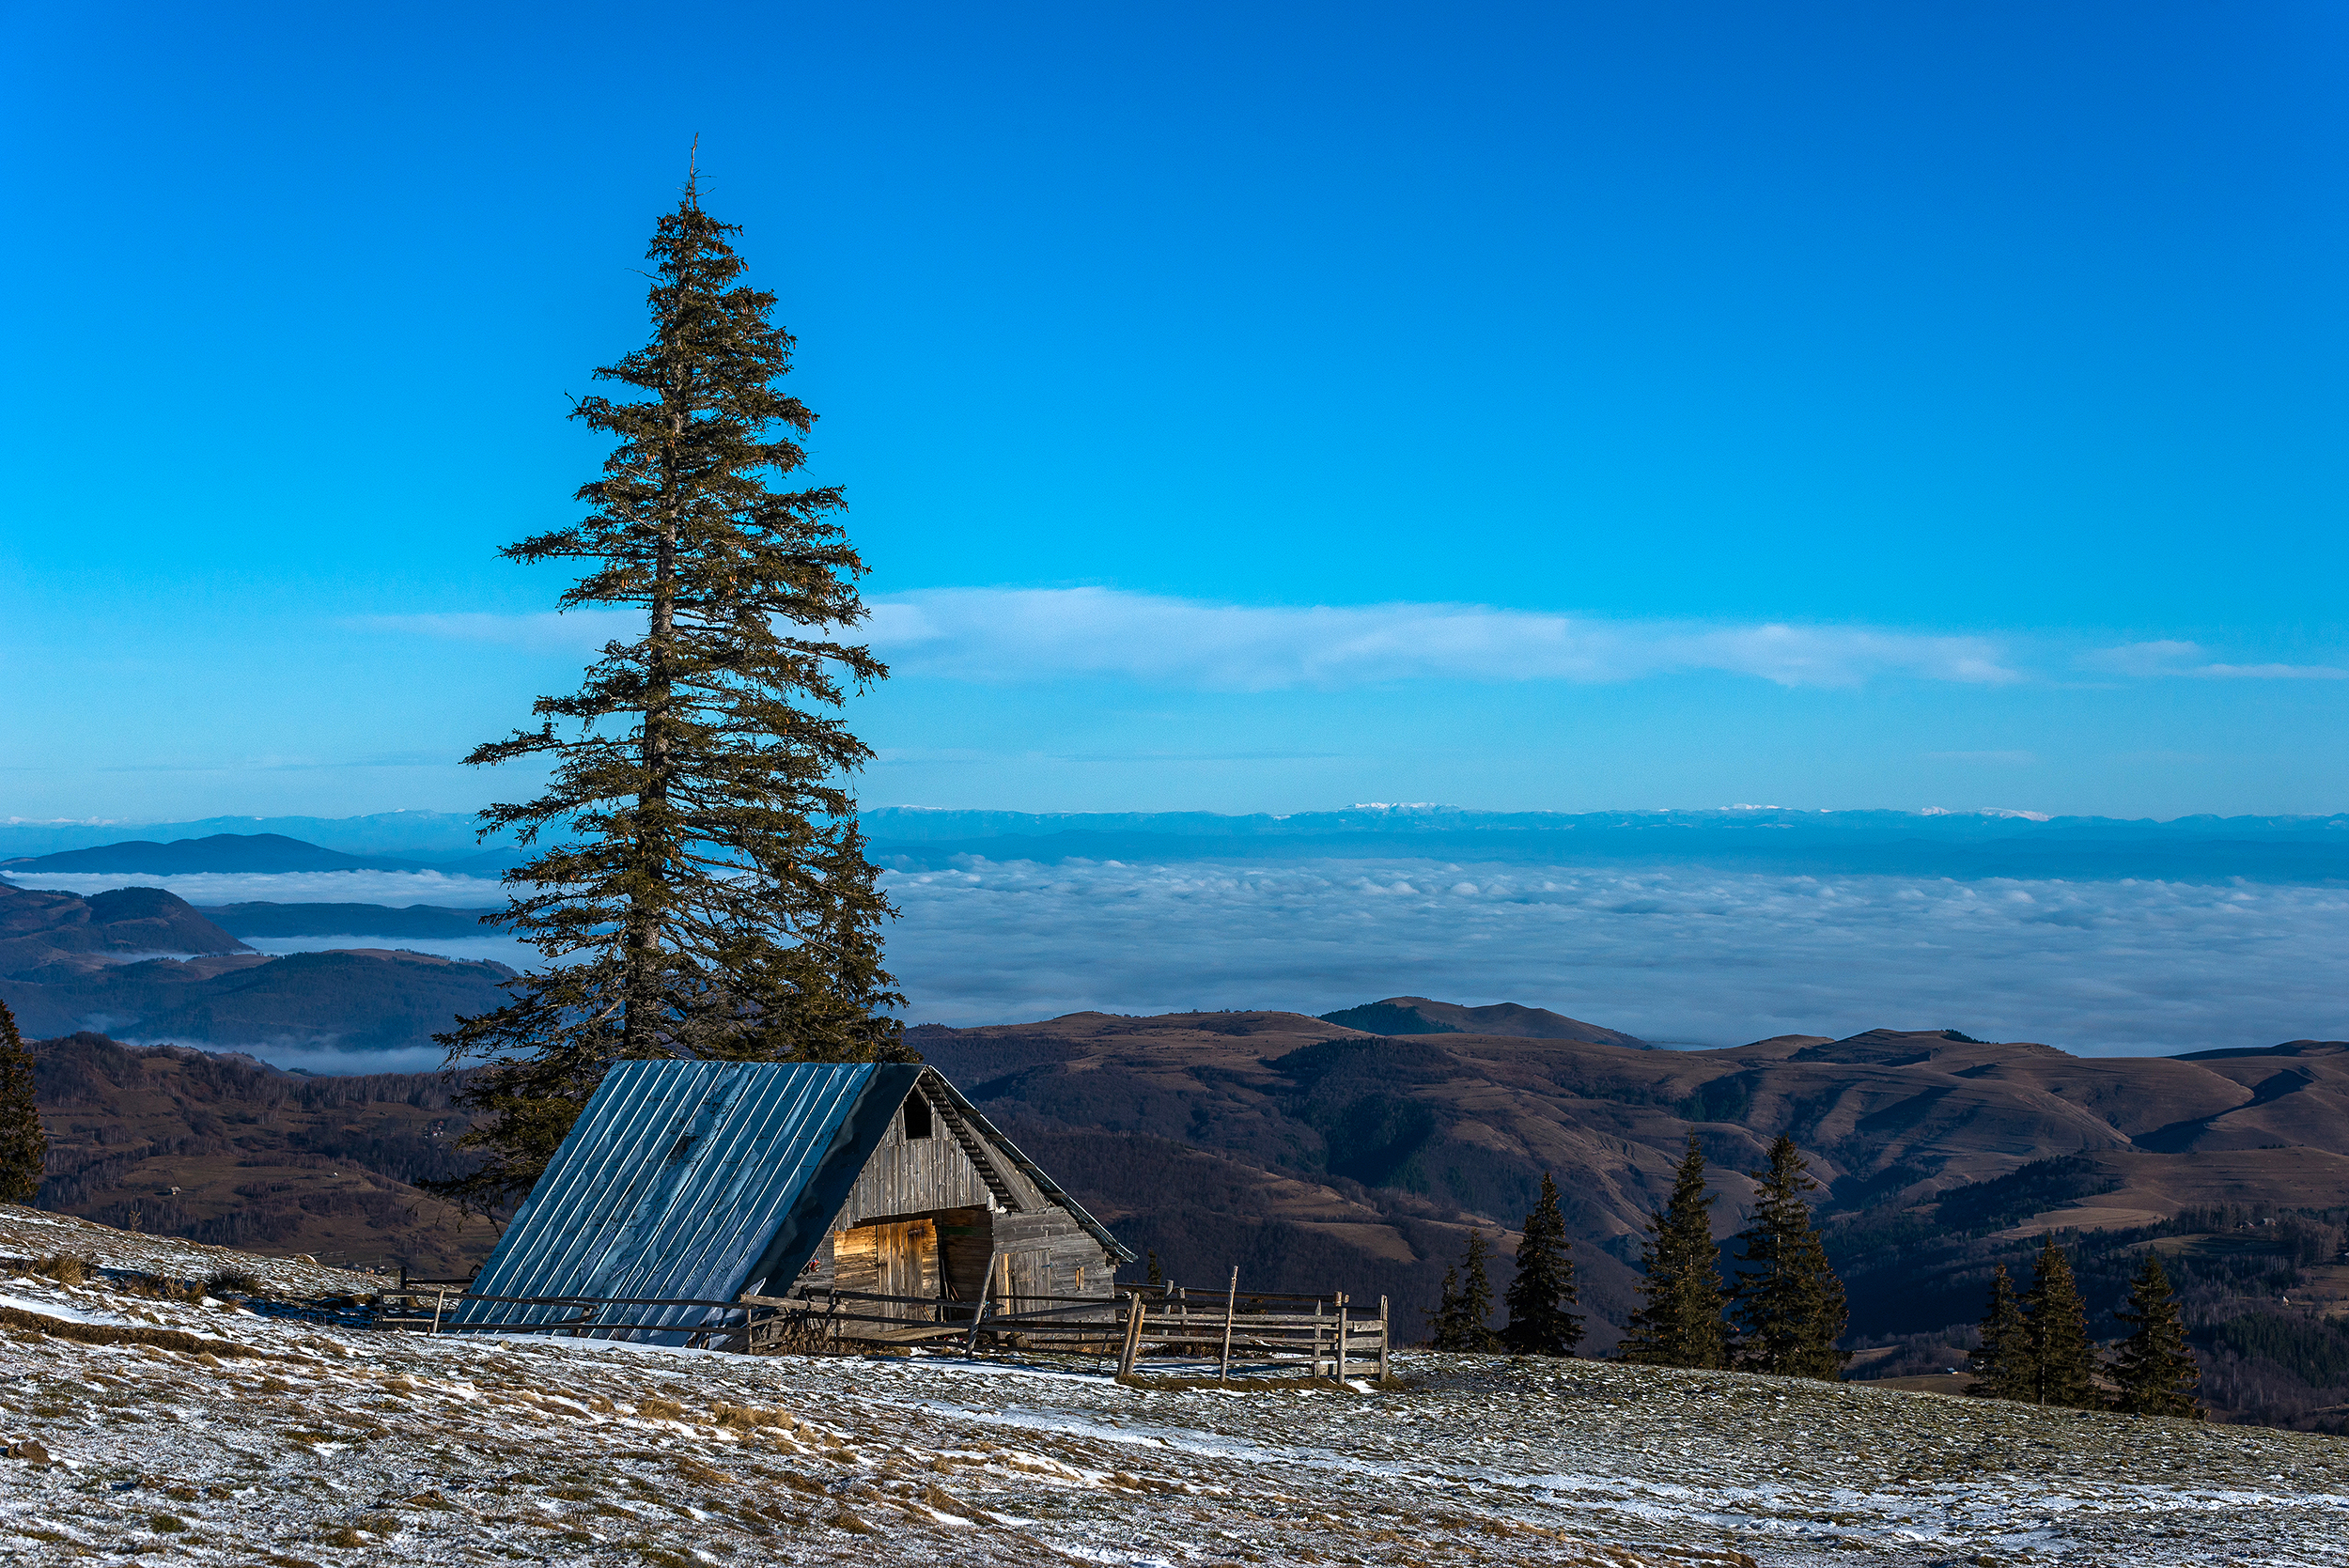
845, 1218, 939, 1321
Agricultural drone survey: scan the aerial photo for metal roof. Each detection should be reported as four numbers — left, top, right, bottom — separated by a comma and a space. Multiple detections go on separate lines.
453, 1059, 1131, 1345
454, 1060, 917, 1342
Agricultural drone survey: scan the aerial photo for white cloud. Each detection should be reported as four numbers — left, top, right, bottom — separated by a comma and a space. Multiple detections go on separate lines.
2082, 641, 2349, 681
863, 588, 2021, 690
366, 593, 2349, 691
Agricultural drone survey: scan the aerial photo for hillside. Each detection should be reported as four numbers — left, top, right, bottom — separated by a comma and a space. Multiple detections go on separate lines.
913, 1010, 2349, 1425
1, 878, 514, 1055
6, 1209, 2349, 1564
1317, 994, 1653, 1045
0, 882, 247, 971
26, 1032, 496, 1273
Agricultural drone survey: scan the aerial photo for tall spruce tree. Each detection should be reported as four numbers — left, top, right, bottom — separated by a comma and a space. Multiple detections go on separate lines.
2109, 1252, 2200, 1418
2023, 1236, 2101, 1408
1729, 1135, 1850, 1379
1618, 1135, 1728, 1369
1501, 1172, 1585, 1356
430, 175, 905, 1212
1434, 1231, 1502, 1352
1966, 1264, 2036, 1400
0, 1001, 45, 1204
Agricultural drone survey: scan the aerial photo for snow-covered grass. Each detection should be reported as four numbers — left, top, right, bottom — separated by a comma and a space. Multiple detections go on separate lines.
2, 1218, 2345, 1565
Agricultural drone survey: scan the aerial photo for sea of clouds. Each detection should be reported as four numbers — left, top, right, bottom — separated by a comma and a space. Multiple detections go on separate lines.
15, 860, 2346, 1057
881, 857, 2349, 1054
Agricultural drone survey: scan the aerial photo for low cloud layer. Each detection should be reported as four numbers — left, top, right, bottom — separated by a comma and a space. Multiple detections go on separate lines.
30, 862, 2345, 1061
5, 870, 508, 907
880, 856, 2349, 1054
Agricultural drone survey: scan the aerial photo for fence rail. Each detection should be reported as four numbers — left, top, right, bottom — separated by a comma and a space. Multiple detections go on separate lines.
375, 1275, 1389, 1379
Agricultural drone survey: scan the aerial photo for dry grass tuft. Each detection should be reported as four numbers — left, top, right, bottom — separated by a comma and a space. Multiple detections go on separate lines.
0, 1303, 263, 1359
712, 1401, 792, 1430
674, 1456, 738, 1486
30, 1254, 94, 1287
635, 1396, 686, 1421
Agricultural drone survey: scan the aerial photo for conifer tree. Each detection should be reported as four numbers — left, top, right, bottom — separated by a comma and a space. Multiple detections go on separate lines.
0, 1001, 45, 1204
1965, 1264, 2036, 1400
1618, 1135, 1728, 1369
1433, 1231, 1502, 1352
1501, 1172, 1585, 1356
1730, 1135, 1850, 1379
2023, 1236, 2100, 1408
430, 174, 906, 1210
1429, 1264, 1464, 1349
2109, 1252, 2200, 1418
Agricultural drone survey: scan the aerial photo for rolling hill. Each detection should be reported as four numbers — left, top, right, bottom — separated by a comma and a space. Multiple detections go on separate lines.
28, 1032, 499, 1273
910, 1009, 2349, 1426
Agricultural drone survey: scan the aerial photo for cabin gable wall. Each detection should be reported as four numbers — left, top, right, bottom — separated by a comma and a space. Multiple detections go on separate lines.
791, 1081, 1122, 1306
839, 1096, 997, 1226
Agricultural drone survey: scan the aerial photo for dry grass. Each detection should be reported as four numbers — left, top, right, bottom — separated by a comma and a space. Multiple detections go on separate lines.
27, 1254, 94, 1287
711, 1401, 793, 1430
0, 1303, 263, 1358
635, 1396, 686, 1421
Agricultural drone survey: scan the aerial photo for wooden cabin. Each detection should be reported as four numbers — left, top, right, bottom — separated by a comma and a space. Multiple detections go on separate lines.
453, 1060, 1130, 1346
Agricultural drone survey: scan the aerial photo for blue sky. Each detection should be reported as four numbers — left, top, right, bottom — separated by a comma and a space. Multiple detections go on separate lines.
6, 2, 2346, 822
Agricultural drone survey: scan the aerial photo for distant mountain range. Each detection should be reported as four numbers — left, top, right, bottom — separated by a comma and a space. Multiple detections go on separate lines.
6, 805, 2349, 882
0, 879, 512, 1055
0, 831, 514, 877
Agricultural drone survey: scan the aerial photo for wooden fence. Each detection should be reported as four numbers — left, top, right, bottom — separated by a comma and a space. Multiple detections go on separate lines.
376, 1270, 1389, 1380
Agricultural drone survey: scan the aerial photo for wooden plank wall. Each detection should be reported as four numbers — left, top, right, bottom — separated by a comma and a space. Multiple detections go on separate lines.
792, 1079, 1121, 1308
839, 1090, 999, 1224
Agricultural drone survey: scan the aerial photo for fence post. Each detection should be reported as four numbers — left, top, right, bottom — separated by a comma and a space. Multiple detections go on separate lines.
962, 1250, 1001, 1356
1336, 1298, 1349, 1382
1117, 1294, 1146, 1377
1377, 1295, 1390, 1380
428, 1289, 445, 1335
1217, 1266, 1239, 1384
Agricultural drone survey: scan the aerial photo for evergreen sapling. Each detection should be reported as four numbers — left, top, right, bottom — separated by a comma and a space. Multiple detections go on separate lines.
1966, 1263, 2035, 1401
1501, 1172, 1585, 1356
1434, 1231, 1501, 1352
1618, 1135, 1728, 1369
1729, 1135, 1850, 1380
2024, 1236, 2101, 1409
2109, 1251, 2200, 1418
0, 1001, 44, 1204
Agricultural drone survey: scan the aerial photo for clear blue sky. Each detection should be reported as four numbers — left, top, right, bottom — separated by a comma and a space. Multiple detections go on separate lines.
5, 2, 2345, 822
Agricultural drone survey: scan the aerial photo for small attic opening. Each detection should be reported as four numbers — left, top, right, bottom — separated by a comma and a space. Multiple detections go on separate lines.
903, 1089, 935, 1141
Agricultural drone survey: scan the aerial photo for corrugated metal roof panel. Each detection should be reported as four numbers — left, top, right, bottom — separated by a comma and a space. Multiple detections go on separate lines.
454, 1060, 907, 1343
